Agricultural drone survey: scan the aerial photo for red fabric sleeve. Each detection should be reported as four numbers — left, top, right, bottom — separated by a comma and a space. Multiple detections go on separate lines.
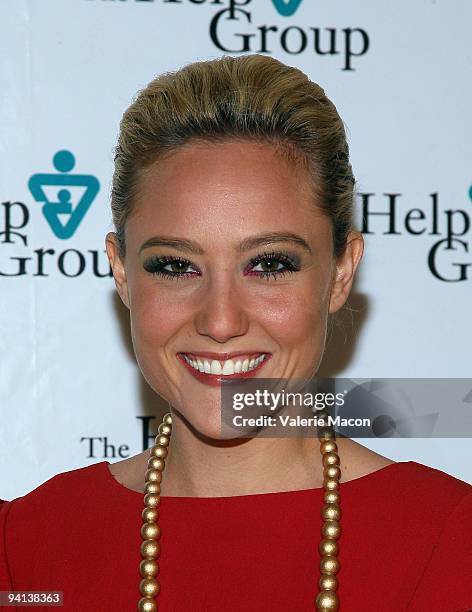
407, 491, 472, 612
0, 501, 14, 591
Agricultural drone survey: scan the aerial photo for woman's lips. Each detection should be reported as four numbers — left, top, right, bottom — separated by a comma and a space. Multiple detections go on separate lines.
176, 353, 272, 387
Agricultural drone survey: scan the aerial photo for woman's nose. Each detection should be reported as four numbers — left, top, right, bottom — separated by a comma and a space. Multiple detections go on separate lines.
194, 276, 250, 343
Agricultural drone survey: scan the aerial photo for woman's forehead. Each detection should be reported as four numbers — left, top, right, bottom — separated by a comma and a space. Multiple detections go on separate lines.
130, 140, 319, 221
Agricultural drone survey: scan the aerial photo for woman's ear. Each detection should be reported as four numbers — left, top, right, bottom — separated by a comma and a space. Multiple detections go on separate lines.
105, 232, 130, 310
328, 231, 364, 314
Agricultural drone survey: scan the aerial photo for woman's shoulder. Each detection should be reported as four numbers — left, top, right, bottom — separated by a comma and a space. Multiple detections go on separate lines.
0, 461, 141, 591
342, 440, 471, 513
392, 459, 471, 498
0, 462, 116, 588
370, 459, 471, 500
0, 461, 111, 525
385, 462, 472, 611
368, 459, 472, 532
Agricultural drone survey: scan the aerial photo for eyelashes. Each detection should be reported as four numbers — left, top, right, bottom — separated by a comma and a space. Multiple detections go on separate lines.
143, 255, 194, 280
142, 250, 302, 281
247, 250, 301, 280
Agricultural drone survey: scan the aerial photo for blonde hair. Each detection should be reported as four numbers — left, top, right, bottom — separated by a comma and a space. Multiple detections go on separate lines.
111, 54, 355, 260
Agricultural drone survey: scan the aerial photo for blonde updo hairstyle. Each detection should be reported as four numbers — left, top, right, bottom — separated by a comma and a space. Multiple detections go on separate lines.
110, 54, 355, 268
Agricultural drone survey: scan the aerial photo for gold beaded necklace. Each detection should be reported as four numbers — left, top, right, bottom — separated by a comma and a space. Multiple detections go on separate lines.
138, 411, 341, 611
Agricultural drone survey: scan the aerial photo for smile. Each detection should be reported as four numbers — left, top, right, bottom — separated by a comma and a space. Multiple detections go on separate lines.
177, 352, 271, 386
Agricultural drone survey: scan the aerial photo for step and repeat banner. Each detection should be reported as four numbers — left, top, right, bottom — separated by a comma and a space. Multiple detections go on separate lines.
1, 0, 471, 499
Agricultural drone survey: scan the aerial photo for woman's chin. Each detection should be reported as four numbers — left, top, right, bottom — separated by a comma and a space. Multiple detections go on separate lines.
172, 404, 259, 444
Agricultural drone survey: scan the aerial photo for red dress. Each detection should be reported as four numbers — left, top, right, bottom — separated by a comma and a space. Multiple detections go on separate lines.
0, 460, 471, 611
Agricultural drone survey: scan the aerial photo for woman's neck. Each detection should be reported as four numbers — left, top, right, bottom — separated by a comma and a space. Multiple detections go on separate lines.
107, 416, 392, 497
159, 428, 325, 497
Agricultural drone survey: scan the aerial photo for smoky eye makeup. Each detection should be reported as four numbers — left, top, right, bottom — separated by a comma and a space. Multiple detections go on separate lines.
142, 254, 198, 280
246, 250, 302, 269
142, 249, 304, 282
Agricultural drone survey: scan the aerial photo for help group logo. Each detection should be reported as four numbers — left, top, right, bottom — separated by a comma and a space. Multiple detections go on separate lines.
28, 150, 100, 240
0, 150, 110, 278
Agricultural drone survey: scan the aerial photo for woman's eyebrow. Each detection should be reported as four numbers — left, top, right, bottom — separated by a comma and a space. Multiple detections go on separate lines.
238, 232, 312, 255
139, 236, 204, 255
139, 232, 312, 255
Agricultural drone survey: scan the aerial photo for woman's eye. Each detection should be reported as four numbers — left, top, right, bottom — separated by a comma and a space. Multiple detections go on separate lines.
247, 252, 301, 280
252, 260, 285, 273
166, 261, 193, 274
143, 256, 198, 280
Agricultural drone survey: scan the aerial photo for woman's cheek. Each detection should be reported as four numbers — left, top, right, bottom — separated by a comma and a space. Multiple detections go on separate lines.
259, 290, 326, 344
129, 291, 183, 387
132, 285, 187, 337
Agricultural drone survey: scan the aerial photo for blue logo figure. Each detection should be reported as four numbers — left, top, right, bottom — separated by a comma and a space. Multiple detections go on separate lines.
271, 0, 304, 17
28, 150, 100, 239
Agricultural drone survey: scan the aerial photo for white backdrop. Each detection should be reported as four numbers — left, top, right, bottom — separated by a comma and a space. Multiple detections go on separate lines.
1, 0, 471, 500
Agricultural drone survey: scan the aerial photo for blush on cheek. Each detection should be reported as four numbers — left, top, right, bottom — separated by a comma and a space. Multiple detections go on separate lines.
132, 290, 188, 340
259, 292, 325, 339
128, 293, 185, 394
260, 292, 327, 376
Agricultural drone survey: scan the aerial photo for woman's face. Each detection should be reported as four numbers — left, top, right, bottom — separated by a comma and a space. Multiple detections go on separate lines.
106, 140, 363, 439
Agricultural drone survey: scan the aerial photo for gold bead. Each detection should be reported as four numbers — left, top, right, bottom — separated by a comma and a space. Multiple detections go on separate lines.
320, 555, 340, 575
151, 446, 168, 459
142, 507, 159, 523
325, 465, 341, 480
141, 539, 160, 559
148, 457, 165, 471
140, 558, 159, 578
158, 423, 172, 436
321, 503, 341, 522
318, 429, 335, 440
144, 493, 161, 508
319, 538, 339, 557
320, 440, 338, 454
323, 478, 339, 491
163, 412, 173, 425
319, 574, 338, 591
322, 452, 340, 467
155, 434, 170, 447
138, 596, 158, 612
315, 590, 339, 610
141, 522, 161, 540
145, 482, 161, 495
145, 469, 163, 483
321, 520, 341, 540
324, 491, 340, 505
140, 577, 160, 598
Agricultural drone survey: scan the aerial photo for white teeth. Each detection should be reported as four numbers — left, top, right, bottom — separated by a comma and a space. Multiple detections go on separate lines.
210, 360, 222, 374
182, 353, 266, 376
222, 360, 234, 375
